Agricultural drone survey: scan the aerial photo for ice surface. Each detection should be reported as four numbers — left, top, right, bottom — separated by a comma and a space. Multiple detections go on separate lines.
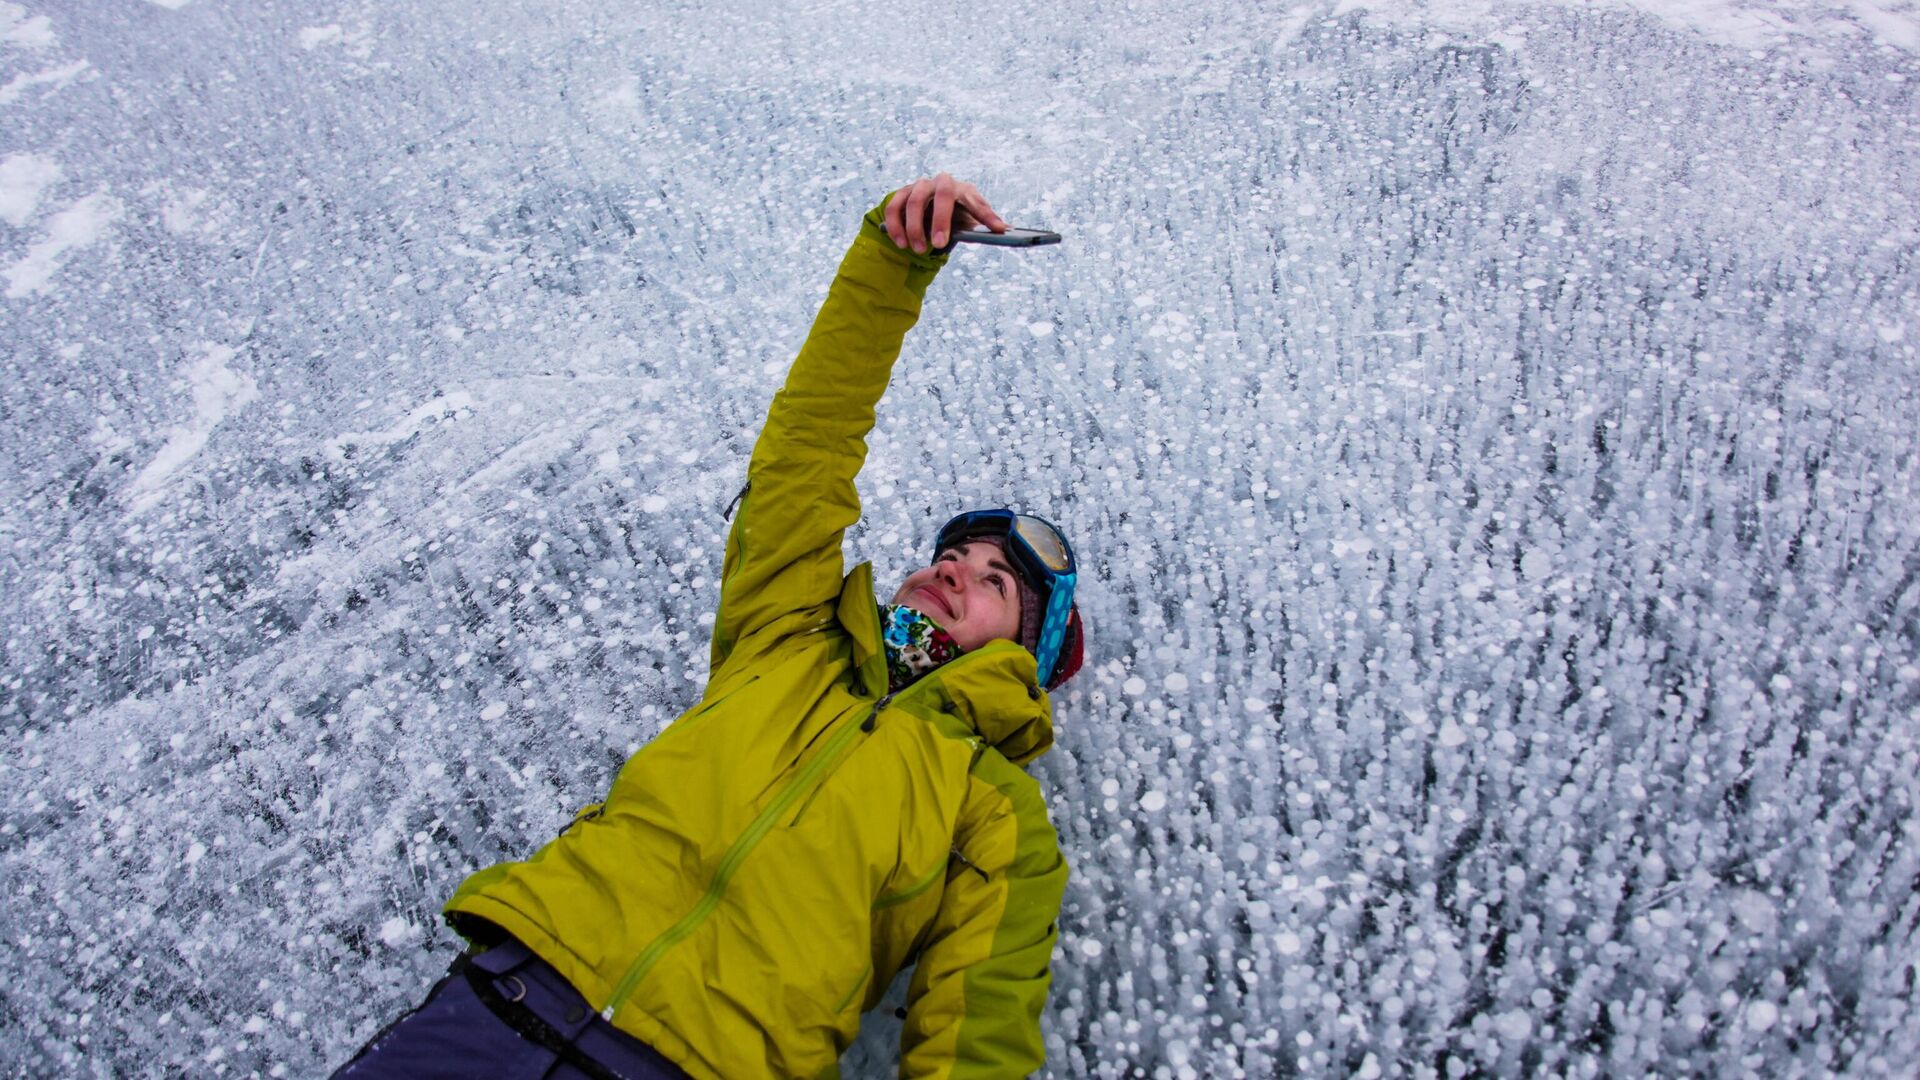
0, 152, 60, 227
3, 0, 1918, 1077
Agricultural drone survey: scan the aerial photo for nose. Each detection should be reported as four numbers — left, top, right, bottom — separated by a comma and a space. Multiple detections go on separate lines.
934, 560, 965, 590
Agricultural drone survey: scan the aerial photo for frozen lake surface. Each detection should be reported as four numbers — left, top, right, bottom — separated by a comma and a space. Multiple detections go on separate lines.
3, 0, 1917, 1076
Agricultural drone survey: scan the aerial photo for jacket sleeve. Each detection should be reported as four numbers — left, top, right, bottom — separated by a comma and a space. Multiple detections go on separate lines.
900, 767, 1070, 1079
708, 195, 948, 674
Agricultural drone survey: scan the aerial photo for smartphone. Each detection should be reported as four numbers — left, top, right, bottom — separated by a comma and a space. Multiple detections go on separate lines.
951, 226, 1061, 247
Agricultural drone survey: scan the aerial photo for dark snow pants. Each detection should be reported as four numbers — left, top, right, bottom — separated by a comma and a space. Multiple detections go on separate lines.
331, 937, 691, 1080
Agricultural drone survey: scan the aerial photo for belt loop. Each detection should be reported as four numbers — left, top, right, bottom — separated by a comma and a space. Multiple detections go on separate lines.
468, 936, 534, 976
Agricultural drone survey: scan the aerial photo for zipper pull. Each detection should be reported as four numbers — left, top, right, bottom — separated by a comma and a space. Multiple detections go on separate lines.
949, 847, 990, 883
722, 479, 750, 521
861, 693, 893, 733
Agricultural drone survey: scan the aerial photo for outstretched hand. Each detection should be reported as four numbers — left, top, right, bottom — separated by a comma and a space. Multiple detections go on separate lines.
883, 173, 1007, 254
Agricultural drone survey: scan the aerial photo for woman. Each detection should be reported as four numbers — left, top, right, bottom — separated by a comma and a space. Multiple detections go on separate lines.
335, 173, 1085, 1079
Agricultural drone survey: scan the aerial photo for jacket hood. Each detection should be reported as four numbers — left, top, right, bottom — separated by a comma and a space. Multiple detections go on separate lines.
839, 562, 1055, 766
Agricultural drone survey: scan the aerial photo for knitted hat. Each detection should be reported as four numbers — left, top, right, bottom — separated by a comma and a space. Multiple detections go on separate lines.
1046, 608, 1085, 691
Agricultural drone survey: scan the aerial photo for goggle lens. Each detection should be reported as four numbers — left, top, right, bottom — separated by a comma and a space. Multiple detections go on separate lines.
1013, 516, 1073, 573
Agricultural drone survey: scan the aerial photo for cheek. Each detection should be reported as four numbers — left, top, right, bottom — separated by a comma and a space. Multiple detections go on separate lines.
891, 568, 933, 604
945, 598, 1018, 652
987, 593, 1023, 642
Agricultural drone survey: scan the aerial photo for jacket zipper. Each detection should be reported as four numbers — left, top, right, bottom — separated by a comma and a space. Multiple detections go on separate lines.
600, 690, 895, 1020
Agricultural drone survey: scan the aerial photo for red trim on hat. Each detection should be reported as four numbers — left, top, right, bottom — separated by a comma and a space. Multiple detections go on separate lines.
1047, 607, 1085, 690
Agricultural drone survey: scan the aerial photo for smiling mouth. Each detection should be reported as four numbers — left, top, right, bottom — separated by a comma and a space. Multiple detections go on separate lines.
914, 586, 955, 621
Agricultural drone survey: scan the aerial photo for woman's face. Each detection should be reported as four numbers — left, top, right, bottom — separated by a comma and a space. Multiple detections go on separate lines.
890, 541, 1024, 652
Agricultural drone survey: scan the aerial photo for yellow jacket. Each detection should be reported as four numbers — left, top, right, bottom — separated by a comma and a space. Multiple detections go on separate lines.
445, 196, 1069, 1079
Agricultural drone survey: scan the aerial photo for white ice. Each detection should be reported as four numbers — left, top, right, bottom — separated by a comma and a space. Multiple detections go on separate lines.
1, 0, 1916, 1077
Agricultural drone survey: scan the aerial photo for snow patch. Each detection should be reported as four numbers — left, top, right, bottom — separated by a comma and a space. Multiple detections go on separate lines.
0, 2, 55, 49
298, 23, 373, 56
128, 345, 259, 511
3, 191, 119, 297
0, 152, 59, 226
596, 75, 643, 117
1848, 0, 1920, 48
0, 58, 88, 105
324, 391, 478, 459
161, 187, 211, 234
298, 24, 344, 49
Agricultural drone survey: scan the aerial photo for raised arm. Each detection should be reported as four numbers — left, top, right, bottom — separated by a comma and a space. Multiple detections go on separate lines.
708, 176, 1006, 677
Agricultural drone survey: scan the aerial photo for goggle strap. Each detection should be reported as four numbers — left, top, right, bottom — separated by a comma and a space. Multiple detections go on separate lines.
1033, 571, 1076, 686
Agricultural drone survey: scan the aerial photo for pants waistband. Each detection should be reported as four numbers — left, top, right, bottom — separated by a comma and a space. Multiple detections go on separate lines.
464, 937, 690, 1080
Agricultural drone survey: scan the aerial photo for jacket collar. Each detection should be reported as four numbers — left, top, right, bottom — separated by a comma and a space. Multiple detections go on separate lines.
839, 562, 1055, 766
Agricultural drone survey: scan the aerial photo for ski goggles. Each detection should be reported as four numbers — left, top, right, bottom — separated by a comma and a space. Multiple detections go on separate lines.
933, 509, 1077, 686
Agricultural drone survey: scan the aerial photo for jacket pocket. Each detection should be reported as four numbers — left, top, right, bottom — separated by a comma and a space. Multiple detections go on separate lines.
782, 735, 862, 826
874, 855, 947, 912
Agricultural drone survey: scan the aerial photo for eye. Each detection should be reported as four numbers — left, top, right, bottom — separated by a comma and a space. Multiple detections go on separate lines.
989, 575, 1007, 596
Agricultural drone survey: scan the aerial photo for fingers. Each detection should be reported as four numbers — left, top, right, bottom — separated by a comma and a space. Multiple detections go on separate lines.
885, 179, 926, 251
929, 177, 957, 250
885, 187, 907, 248
902, 179, 931, 253
956, 183, 1007, 234
885, 178, 931, 249
884, 173, 1004, 252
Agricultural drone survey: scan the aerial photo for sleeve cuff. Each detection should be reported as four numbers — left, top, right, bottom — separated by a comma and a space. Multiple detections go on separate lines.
863, 193, 953, 275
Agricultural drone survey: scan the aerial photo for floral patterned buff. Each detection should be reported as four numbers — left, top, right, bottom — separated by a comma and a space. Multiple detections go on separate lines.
880, 603, 965, 693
